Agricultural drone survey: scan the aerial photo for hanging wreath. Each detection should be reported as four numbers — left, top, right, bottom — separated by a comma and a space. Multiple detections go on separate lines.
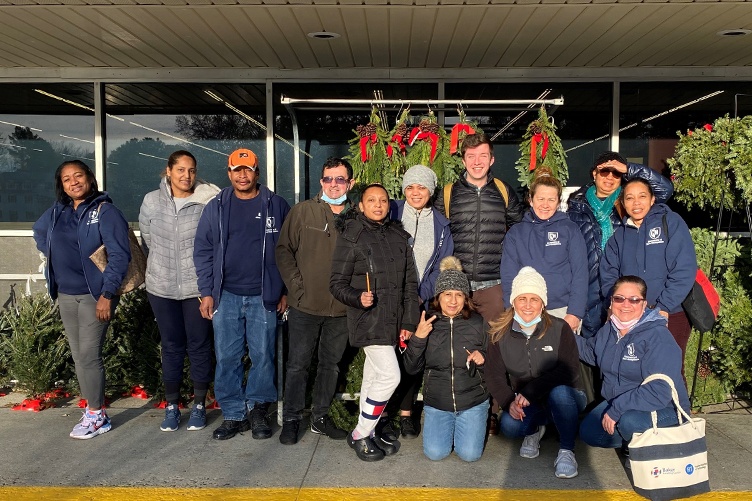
515, 107, 568, 188
668, 115, 752, 211
443, 111, 484, 187
405, 111, 454, 188
346, 108, 401, 197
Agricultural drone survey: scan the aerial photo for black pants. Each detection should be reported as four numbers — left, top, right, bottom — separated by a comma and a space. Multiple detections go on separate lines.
282, 307, 349, 421
147, 293, 213, 385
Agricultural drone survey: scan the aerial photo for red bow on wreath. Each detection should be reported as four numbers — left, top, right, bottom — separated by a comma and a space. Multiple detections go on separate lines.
530, 132, 549, 171
386, 133, 406, 158
360, 134, 378, 162
449, 124, 475, 155
408, 127, 439, 163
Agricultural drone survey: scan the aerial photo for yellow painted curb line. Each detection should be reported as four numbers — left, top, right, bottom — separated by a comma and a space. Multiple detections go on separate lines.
0, 487, 749, 501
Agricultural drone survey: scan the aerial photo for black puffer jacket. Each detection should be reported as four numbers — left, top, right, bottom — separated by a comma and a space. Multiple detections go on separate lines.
403, 310, 489, 412
435, 171, 524, 282
566, 163, 674, 338
329, 212, 420, 348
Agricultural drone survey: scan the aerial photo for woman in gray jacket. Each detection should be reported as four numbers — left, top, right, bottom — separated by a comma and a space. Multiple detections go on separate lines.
139, 150, 220, 432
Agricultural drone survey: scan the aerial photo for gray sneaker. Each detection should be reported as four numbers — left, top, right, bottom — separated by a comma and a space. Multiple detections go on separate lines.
160, 404, 181, 432
554, 449, 578, 478
519, 425, 546, 458
186, 403, 206, 431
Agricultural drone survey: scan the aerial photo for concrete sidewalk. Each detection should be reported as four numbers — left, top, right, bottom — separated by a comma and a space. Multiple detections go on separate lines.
0, 394, 750, 499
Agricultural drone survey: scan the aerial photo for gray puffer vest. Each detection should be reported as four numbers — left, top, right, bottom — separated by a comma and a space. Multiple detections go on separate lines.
139, 178, 220, 300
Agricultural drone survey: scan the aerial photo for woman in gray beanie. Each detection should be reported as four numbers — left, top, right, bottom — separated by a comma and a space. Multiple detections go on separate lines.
486, 266, 586, 479
380, 164, 455, 440
403, 256, 489, 462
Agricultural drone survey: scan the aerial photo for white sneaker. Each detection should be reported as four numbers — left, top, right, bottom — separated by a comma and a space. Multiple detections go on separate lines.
554, 449, 578, 478
70, 409, 112, 440
519, 425, 546, 458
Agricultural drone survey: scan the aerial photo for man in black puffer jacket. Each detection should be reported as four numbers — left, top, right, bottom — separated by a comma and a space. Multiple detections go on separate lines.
435, 133, 524, 324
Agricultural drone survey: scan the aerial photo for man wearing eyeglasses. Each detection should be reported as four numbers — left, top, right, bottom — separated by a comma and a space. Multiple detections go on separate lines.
194, 148, 290, 441
275, 157, 355, 445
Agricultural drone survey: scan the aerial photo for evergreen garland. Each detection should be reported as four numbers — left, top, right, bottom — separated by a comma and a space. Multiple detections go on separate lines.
515, 107, 568, 187
668, 115, 752, 210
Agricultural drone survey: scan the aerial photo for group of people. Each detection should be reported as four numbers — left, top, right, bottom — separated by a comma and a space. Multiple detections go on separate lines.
33, 134, 697, 479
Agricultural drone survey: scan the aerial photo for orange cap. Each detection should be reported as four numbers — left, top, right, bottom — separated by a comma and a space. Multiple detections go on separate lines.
228, 148, 258, 170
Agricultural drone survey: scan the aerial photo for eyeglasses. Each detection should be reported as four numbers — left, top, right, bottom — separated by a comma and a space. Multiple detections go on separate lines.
596, 167, 623, 179
612, 295, 645, 305
322, 176, 350, 185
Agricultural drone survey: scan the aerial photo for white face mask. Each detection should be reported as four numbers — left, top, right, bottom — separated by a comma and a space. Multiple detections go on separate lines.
514, 313, 541, 328
610, 314, 640, 331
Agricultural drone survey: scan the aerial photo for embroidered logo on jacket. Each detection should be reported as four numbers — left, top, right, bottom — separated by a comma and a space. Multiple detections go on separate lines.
646, 227, 664, 246
622, 343, 640, 361
542, 345, 553, 352
87, 210, 100, 226
546, 232, 561, 247
265, 216, 278, 234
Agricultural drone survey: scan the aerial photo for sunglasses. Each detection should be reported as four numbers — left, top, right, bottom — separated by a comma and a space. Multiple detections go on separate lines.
596, 167, 624, 179
612, 295, 645, 305
322, 176, 350, 185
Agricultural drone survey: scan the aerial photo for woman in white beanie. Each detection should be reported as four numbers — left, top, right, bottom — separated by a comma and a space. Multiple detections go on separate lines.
379, 164, 454, 441
486, 266, 586, 479
403, 256, 489, 462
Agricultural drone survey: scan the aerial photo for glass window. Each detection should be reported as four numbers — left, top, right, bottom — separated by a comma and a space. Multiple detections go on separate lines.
104, 83, 267, 222
445, 82, 612, 190
0, 83, 95, 228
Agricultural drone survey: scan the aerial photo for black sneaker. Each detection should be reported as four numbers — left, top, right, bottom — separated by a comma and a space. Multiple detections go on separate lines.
212, 418, 250, 440
310, 415, 347, 440
376, 416, 399, 442
279, 419, 299, 445
348, 433, 384, 462
373, 434, 401, 455
249, 404, 272, 440
400, 416, 418, 439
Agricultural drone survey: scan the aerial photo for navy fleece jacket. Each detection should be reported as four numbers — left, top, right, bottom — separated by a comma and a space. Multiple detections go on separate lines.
501, 210, 588, 317
600, 203, 696, 314
575, 308, 690, 421
193, 185, 290, 310
33, 192, 131, 300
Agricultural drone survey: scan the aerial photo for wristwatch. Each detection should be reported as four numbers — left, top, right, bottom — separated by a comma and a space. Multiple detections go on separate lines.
102, 291, 114, 300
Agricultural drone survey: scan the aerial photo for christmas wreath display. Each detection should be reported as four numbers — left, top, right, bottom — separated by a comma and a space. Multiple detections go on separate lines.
668, 114, 752, 210
515, 107, 568, 188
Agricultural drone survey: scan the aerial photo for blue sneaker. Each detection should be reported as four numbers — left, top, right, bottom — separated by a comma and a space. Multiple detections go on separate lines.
160, 404, 181, 432
186, 403, 206, 431
70, 408, 112, 440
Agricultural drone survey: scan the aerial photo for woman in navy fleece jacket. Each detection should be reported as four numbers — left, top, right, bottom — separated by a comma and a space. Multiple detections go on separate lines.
599, 178, 697, 379
501, 168, 588, 333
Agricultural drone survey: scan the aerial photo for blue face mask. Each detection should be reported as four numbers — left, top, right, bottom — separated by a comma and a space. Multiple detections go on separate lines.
514, 313, 542, 328
321, 192, 348, 205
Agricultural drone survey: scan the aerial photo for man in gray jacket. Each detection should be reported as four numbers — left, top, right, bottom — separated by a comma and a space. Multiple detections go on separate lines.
275, 157, 355, 445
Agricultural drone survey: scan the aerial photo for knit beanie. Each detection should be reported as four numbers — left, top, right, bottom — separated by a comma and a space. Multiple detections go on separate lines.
434, 256, 470, 297
509, 266, 548, 306
402, 164, 438, 194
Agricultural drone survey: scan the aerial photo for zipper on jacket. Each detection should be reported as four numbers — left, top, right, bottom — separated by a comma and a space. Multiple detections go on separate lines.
526, 337, 533, 376
450, 317, 457, 413
472, 188, 482, 280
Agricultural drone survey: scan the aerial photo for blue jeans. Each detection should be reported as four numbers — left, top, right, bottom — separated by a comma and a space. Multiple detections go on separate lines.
500, 385, 587, 451
213, 290, 277, 421
422, 399, 489, 462
579, 399, 681, 449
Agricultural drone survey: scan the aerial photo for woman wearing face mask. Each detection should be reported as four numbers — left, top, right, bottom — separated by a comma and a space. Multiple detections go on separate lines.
402, 256, 488, 462
501, 168, 587, 334
599, 178, 696, 381
379, 164, 454, 441
330, 184, 420, 462
577, 276, 690, 462
486, 267, 585, 479
139, 150, 220, 432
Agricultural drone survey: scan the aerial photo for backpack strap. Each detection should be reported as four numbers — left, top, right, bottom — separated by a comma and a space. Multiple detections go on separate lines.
493, 178, 509, 206
443, 183, 452, 218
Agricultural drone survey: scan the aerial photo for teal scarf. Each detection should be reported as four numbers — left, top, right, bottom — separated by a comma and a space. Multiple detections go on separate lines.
586, 185, 621, 250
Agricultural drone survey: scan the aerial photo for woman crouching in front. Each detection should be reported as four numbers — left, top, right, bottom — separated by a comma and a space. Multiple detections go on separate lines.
486, 267, 586, 478
403, 256, 488, 462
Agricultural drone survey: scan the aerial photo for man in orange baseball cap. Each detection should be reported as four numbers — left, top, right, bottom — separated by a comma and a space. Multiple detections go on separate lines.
194, 147, 290, 441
